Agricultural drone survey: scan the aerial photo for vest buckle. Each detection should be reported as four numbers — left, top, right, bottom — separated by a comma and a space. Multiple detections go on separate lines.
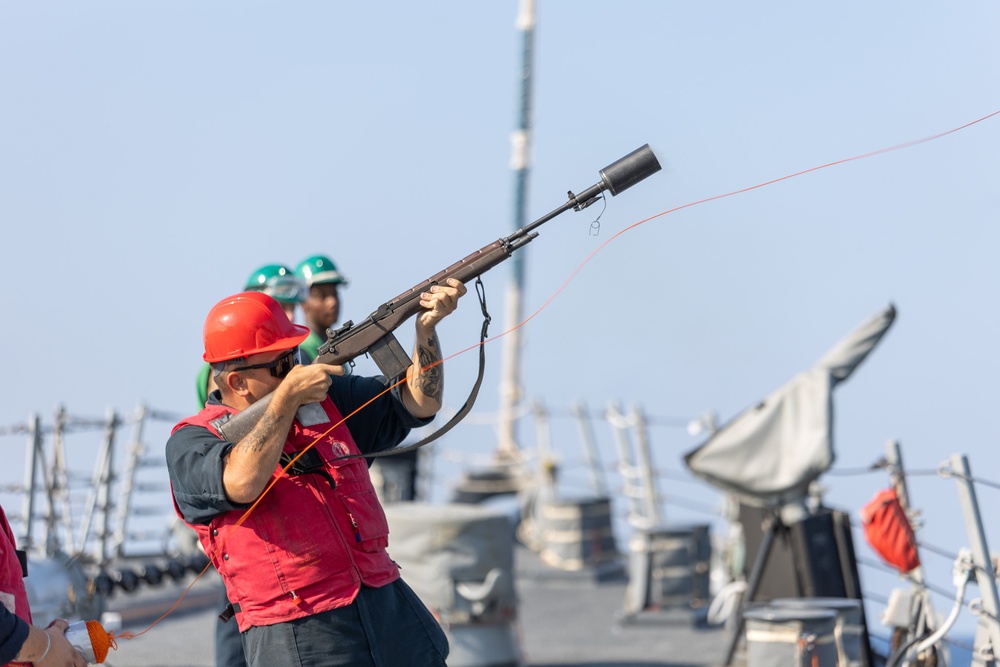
218, 602, 240, 623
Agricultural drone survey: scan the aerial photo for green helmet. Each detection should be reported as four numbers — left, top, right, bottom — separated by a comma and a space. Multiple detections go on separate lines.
295, 255, 349, 287
244, 264, 304, 304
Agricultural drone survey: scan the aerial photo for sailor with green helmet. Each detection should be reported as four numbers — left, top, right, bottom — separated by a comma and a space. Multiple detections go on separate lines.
294, 254, 349, 363
244, 264, 304, 318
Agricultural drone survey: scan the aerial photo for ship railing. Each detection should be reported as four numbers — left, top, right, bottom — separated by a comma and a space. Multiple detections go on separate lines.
2, 403, 187, 568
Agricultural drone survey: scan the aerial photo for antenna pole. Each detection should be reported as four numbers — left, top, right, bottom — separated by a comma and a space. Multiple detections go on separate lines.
497, 0, 536, 461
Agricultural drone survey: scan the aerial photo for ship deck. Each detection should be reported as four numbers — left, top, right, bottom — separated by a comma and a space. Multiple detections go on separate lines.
103, 545, 735, 667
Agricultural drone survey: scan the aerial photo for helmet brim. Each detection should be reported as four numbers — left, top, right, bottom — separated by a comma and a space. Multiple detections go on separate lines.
306, 269, 348, 286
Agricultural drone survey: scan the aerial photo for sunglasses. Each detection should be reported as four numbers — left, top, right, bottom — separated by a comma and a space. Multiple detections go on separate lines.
232, 348, 300, 379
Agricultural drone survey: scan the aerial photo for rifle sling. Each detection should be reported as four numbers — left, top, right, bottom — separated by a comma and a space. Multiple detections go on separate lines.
348, 275, 491, 462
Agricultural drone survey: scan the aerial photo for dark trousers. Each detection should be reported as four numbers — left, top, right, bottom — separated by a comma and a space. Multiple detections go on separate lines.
241, 580, 448, 667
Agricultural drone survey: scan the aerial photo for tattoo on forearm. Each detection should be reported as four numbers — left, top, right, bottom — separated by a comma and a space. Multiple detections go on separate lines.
237, 412, 281, 454
416, 334, 443, 401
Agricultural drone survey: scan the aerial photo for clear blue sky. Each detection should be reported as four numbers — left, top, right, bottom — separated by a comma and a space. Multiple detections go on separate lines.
2, 1, 998, 643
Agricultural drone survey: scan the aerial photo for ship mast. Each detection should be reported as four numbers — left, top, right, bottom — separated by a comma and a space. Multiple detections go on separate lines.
496, 0, 535, 462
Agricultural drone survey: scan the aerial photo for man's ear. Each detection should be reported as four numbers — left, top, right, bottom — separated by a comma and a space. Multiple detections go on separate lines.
224, 371, 251, 398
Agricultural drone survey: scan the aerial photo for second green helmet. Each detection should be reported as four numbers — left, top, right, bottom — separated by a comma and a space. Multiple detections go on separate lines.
244, 264, 304, 304
295, 255, 349, 287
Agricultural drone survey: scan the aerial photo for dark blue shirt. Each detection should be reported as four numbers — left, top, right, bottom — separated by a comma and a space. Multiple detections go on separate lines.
167, 374, 430, 525
0, 605, 28, 665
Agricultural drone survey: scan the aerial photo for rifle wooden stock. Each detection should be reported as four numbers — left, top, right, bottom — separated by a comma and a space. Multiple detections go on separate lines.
314, 236, 533, 368
213, 144, 661, 444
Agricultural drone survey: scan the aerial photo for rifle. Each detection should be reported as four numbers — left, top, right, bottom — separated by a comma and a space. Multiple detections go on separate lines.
214, 144, 661, 444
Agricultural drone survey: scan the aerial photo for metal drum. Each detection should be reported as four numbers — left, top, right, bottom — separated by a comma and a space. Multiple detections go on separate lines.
622, 523, 711, 617
370, 448, 419, 503
771, 597, 864, 667
538, 495, 618, 571
744, 606, 839, 667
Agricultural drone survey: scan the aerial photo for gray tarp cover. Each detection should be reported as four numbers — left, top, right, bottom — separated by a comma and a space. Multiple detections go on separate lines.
683, 304, 896, 506
384, 502, 516, 618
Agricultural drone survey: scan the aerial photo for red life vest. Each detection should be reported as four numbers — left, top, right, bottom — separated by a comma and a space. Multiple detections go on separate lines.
171, 397, 399, 632
1, 505, 32, 667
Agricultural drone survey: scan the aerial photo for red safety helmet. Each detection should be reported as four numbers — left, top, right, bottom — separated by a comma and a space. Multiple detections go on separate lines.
202, 291, 310, 363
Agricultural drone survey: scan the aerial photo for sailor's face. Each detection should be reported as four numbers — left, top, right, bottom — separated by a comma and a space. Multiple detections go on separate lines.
304, 283, 340, 329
